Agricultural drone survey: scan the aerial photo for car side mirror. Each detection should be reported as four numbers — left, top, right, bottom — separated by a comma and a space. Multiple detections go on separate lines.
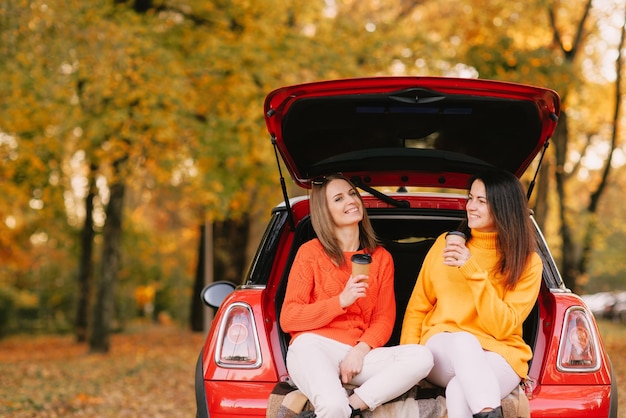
201, 281, 236, 308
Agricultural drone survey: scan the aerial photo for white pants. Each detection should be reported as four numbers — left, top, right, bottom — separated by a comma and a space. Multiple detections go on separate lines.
286, 333, 433, 418
425, 332, 521, 418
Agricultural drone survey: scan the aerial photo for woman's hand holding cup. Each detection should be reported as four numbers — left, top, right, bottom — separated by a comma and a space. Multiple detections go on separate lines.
340, 254, 372, 308
443, 231, 468, 267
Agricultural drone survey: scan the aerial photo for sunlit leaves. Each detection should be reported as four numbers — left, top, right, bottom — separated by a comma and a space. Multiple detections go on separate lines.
0, 0, 624, 327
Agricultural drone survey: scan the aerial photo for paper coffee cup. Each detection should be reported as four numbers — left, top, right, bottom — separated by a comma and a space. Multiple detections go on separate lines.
351, 253, 372, 282
445, 231, 466, 262
445, 231, 466, 245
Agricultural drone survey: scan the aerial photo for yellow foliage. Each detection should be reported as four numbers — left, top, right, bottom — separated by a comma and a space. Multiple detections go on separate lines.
134, 285, 156, 307
15, 290, 39, 309
0, 0, 625, 315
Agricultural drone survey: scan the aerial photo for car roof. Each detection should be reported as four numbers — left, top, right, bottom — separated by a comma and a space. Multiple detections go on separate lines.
264, 76, 560, 190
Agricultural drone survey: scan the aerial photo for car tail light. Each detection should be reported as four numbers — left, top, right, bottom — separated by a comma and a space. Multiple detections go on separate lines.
215, 302, 262, 368
556, 306, 601, 372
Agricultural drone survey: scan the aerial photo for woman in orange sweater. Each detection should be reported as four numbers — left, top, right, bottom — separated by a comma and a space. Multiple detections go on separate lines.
400, 170, 542, 418
280, 174, 433, 418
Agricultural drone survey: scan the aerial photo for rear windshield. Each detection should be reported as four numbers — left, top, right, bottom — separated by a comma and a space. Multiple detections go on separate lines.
282, 94, 541, 177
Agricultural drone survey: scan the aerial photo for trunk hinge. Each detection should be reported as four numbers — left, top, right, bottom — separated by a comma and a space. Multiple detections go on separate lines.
526, 139, 550, 201
272, 135, 296, 231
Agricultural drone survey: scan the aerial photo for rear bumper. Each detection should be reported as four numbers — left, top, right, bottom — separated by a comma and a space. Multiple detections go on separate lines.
529, 384, 615, 417
195, 381, 616, 418
195, 352, 210, 418
198, 380, 276, 418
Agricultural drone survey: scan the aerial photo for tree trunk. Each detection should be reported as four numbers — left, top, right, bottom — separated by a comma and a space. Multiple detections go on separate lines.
190, 223, 208, 332
213, 215, 250, 285
577, 13, 625, 287
75, 164, 97, 342
189, 217, 248, 332
546, 0, 593, 292
89, 180, 125, 353
553, 111, 578, 291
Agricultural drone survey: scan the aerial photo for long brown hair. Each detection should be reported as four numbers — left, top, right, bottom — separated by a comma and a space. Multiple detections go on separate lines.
468, 170, 538, 291
309, 174, 378, 266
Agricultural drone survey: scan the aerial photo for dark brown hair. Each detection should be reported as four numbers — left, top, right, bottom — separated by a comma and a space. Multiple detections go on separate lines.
468, 170, 538, 291
309, 174, 377, 266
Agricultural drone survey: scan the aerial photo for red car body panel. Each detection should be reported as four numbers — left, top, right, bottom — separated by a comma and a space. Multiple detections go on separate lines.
530, 292, 612, 386
202, 289, 278, 382
198, 199, 615, 417
196, 77, 616, 417
202, 381, 273, 417
199, 288, 615, 417
523, 292, 614, 416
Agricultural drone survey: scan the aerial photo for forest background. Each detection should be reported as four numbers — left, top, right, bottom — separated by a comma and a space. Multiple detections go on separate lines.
1, 0, 625, 352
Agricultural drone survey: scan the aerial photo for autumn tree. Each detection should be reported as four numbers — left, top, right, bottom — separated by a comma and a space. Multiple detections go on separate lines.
69, 7, 202, 351
383, 0, 625, 292
1, 0, 624, 345
541, 0, 625, 292
0, 0, 81, 333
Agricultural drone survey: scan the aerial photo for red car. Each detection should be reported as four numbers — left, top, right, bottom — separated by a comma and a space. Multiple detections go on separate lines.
195, 77, 618, 417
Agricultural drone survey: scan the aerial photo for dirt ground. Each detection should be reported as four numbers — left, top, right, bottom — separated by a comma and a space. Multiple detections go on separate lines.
0, 323, 204, 417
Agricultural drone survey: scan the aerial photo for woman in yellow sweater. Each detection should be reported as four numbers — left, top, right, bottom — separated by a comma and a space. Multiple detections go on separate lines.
281, 174, 433, 418
401, 170, 542, 418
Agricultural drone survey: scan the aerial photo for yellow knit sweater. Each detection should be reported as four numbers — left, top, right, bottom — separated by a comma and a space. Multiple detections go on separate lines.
400, 230, 542, 378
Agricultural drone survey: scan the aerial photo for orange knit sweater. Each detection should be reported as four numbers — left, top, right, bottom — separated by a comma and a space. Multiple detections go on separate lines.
280, 239, 396, 349
400, 230, 542, 378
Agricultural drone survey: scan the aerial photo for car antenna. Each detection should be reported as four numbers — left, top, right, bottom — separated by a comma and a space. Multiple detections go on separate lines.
271, 135, 296, 231
526, 139, 550, 201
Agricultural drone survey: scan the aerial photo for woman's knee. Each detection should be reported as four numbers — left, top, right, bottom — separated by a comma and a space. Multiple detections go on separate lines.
314, 397, 351, 418
452, 331, 481, 346
379, 344, 434, 383
404, 344, 434, 373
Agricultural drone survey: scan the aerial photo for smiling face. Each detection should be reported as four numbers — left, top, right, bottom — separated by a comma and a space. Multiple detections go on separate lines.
325, 178, 363, 228
466, 179, 496, 232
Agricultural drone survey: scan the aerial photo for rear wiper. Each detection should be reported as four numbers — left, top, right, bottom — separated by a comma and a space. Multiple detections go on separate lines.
350, 177, 410, 208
